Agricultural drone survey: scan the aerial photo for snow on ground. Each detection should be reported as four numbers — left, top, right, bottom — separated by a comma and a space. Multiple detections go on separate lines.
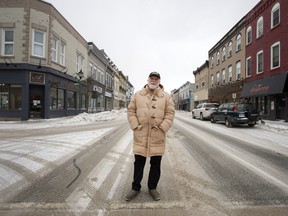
0, 109, 127, 130
0, 109, 287, 134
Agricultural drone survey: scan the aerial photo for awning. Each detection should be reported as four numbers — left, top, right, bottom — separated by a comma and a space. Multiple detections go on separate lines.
241, 72, 288, 97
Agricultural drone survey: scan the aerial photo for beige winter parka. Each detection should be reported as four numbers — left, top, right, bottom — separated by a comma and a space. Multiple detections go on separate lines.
127, 84, 175, 157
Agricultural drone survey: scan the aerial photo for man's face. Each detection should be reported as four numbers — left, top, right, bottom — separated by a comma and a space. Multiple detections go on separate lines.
147, 76, 160, 90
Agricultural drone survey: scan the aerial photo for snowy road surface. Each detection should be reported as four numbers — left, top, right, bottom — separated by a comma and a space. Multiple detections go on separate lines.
0, 110, 288, 215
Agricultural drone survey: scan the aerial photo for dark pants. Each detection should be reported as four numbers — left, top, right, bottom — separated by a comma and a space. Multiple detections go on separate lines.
132, 154, 162, 191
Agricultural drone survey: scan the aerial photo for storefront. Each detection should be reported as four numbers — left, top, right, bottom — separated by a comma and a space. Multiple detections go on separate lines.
241, 72, 288, 122
0, 64, 87, 120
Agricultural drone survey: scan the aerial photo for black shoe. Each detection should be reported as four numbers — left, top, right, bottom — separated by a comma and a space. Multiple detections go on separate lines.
125, 190, 140, 201
149, 189, 160, 201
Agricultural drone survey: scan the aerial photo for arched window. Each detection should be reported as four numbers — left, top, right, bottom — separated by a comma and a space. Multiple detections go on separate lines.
236, 34, 241, 52
216, 51, 220, 64
271, 2, 280, 28
257, 17, 264, 38
246, 26, 252, 44
228, 41, 233, 57
211, 56, 214, 68
222, 47, 226, 61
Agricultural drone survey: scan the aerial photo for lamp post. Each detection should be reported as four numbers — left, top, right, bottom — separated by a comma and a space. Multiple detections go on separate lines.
74, 70, 84, 113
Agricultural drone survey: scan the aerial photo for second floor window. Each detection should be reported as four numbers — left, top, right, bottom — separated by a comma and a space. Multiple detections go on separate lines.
1, 29, 14, 56
236, 61, 241, 80
222, 69, 225, 84
59, 42, 65, 66
76, 54, 84, 73
51, 37, 58, 62
32, 29, 45, 57
257, 51, 264, 74
271, 42, 280, 69
228, 65, 232, 82
246, 57, 252, 77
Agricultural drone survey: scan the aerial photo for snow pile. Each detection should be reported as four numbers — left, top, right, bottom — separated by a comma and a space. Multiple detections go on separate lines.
256, 119, 288, 134
0, 109, 127, 130
65, 109, 127, 123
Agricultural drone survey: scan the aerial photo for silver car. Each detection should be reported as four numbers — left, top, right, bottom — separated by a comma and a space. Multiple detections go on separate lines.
192, 103, 219, 120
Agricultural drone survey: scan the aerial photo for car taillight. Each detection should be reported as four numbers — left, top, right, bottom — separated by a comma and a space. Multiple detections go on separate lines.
233, 104, 237, 111
205, 108, 210, 111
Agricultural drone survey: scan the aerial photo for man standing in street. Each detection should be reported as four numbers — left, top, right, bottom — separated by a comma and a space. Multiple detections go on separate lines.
125, 71, 175, 201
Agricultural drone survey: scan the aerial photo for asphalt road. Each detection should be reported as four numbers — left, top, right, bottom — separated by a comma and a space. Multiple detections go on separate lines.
0, 112, 288, 216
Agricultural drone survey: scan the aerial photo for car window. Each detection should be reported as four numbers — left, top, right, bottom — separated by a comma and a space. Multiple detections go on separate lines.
228, 103, 235, 111
197, 104, 202, 109
206, 104, 218, 108
218, 104, 224, 110
222, 103, 229, 110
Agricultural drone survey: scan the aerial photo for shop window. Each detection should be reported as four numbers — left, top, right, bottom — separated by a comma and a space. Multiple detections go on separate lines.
50, 87, 64, 110
0, 84, 22, 110
81, 93, 86, 109
67, 91, 76, 110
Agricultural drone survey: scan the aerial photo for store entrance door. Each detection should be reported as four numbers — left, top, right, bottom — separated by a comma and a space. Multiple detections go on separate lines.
29, 85, 44, 119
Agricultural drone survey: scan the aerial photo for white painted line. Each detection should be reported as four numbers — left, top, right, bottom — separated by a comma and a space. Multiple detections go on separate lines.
0, 165, 23, 190
66, 130, 133, 214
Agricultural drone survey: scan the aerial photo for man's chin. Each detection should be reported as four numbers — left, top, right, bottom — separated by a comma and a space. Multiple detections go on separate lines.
148, 84, 158, 90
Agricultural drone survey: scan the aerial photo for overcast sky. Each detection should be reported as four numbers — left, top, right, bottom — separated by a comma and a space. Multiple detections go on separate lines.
47, 0, 260, 92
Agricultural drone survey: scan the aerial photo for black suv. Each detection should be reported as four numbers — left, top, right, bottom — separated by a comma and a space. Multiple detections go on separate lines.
210, 102, 260, 127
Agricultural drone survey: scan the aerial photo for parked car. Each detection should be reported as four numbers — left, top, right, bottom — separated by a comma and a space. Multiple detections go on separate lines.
192, 103, 219, 120
210, 102, 260, 127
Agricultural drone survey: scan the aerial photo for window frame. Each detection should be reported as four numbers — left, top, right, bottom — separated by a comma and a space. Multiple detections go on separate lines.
246, 57, 252, 77
236, 61, 241, 80
222, 69, 226, 84
222, 47, 226, 61
271, 41, 280, 69
236, 34, 242, 52
257, 50, 264, 74
32, 29, 46, 57
256, 17, 264, 38
271, 3, 280, 29
228, 41, 233, 57
228, 65, 232, 82
246, 26, 252, 45
216, 51, 220, 65
59, 42, 65, 66
1, 28, 14, 56
51, 37, 58, 62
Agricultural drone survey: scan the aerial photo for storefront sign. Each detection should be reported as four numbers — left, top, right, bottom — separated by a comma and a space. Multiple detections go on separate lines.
105, 91, 112, 97
93, 85, 103, 93
30, 72, 45, 85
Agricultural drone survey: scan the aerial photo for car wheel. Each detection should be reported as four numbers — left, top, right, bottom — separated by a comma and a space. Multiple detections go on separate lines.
200, 113, 204, 121
248, 123, 255, 127
225, 118, 233, 128
210, 116, 216, 123
192, 112, 195, 119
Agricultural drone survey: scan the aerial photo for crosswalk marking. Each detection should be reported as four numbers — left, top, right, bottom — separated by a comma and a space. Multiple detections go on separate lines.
66, 130, 133, 214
